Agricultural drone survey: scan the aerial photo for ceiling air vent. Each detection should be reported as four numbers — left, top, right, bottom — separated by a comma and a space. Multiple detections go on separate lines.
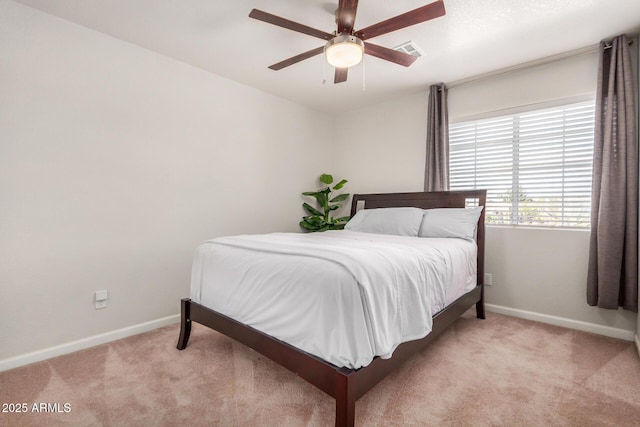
393, 41, 423, 57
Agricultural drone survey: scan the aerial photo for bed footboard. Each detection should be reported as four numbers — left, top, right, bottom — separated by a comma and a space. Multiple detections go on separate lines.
176, 286, 482, 427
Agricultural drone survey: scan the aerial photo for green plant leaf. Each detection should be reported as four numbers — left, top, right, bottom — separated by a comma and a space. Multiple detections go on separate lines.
301, 215, 325, 228
302, 191, 319, 196
319, 174, 334, 185
303, 191, 327, 208
329, 223, 346, 230
300, 220, 320, 231
316, 192, 328, 207
334, 216, 351, 223
303, 215, 324, 225
328, 205, 340, 211
332, 179, 348, 190
330, 193, 350, 203
303, 203, 323, 216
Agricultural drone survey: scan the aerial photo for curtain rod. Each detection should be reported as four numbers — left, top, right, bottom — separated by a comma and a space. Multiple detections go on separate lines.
603, 39, 634, 49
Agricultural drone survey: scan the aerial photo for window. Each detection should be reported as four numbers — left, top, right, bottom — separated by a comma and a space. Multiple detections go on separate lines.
449, 100, 595, 228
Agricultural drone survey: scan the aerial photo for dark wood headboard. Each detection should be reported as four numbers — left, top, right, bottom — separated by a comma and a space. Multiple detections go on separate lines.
349, 190, 487, 287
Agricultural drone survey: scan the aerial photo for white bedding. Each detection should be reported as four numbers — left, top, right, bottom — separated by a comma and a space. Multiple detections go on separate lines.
190, 230, 477, 369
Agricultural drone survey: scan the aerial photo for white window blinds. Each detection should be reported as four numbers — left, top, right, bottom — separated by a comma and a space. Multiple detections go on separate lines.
449, 100, 595, 228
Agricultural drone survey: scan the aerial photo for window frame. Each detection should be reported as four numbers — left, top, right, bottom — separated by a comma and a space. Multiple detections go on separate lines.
448, 96, 596, 230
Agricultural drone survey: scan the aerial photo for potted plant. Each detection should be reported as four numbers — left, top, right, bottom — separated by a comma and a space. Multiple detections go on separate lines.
300, 174, 350, 232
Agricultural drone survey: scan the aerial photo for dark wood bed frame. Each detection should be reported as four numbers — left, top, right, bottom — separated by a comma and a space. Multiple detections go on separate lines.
177, 190, 487, 426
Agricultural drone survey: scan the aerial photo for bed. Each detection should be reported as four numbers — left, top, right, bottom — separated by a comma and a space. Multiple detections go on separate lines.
177, 190, 486, 426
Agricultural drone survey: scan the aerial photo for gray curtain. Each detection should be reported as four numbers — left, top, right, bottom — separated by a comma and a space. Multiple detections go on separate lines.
424, 83, 449, 191
587, 35, 638, 312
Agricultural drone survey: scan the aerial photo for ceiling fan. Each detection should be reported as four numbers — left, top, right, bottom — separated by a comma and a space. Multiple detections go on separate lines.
249, 0, 446, 84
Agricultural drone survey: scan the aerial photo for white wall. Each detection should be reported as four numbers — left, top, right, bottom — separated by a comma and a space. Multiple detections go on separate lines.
448, 51, 599, 120
485, 227, 635, 335
0, 2, 333, 362
334, 91, 428, 193
336, 51, 637, 338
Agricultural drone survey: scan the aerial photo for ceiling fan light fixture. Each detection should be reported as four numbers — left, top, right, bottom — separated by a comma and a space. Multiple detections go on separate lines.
325, 34, 364, 68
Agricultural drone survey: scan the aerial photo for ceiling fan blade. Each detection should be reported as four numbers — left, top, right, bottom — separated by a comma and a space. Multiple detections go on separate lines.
334, 67, 348, 83
249, 9, 334, 41
337, 0, 359, 34
364, 43, 418, 67
268, 46, 325, 70
354, 0, 445, 40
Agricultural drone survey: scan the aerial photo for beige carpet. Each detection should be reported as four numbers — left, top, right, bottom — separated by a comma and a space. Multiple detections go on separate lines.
1, 311, 639, 426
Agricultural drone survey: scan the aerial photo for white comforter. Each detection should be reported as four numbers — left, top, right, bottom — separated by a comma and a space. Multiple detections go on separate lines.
190, 230, 476, 369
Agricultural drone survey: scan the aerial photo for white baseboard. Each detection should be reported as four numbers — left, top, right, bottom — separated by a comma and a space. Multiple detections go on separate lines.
0, 314, 180, 373
485, 304, 635, 341
1, 308, 634, 371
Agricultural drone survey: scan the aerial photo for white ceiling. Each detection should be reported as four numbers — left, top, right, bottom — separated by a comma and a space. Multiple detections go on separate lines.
14, 0, 640, 114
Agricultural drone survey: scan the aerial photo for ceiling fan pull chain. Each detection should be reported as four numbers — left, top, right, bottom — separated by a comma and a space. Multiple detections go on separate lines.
362, 56, 366, 92
322, 56, 327, 85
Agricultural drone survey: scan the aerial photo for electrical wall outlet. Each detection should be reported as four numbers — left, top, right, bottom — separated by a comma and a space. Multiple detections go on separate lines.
484, 273, 493, 286
95, 290, 108, 309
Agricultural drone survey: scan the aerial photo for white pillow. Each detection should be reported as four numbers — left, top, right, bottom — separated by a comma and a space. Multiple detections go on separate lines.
345, 207, 425, 236
418, 206, 484, 241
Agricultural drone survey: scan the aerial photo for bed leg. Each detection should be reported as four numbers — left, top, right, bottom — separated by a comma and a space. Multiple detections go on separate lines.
177, 298, 192, 350
476, 301, 486, 319
335, 368, 356, 427
476, 286, 486, 319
